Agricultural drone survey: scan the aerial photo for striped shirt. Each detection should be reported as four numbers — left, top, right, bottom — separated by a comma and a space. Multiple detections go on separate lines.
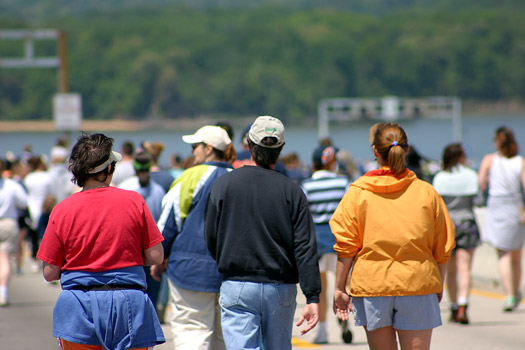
301, 170, 350, 224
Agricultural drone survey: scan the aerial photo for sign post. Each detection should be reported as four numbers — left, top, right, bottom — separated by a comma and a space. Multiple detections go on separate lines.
53, 93, 82, 131
1, 29, 74, 132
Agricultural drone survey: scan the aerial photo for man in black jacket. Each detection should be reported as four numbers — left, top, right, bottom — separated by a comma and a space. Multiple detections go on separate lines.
205, 115, 321, 350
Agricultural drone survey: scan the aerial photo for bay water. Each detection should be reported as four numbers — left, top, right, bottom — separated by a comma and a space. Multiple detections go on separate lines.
1, 114, 525, 170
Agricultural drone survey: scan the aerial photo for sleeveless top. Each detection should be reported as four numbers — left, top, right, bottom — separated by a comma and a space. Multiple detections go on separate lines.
489, 154, 522, 199
483, 154, 525, 251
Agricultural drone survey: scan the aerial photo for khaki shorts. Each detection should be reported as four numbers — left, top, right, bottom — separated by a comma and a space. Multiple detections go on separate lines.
0, 218, 19, 253
319, 252, 337, 273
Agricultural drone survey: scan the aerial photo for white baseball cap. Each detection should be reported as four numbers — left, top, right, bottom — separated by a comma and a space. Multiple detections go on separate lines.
182, 125, 232, 151
248, 116, 285, 148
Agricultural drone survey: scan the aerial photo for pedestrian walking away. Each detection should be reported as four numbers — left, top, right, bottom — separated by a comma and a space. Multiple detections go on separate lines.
0, 159, 28, 306
152, 125, 235, 350
478, 126, 525, 312
301, 145, 352, 344
36, 133, 165, 350
330, 122, 456, 350
205, 115, 321, 350
433, 143, 481, 324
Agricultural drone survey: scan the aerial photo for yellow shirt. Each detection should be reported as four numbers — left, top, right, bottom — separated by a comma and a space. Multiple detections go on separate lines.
330, 168, 455, 297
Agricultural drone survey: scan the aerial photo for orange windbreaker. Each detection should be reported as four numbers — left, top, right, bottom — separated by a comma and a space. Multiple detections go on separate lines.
329, 168, 455, 297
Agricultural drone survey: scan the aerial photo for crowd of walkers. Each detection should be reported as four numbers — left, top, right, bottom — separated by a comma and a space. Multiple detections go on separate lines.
0, 119, 523, 350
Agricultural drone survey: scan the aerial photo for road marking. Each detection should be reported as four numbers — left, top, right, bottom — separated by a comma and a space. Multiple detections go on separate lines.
471, 289, 525, 304
471, 289, 505, 300
291, 338, 320, 348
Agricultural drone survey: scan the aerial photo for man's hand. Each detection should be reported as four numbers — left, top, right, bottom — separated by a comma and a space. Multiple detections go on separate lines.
296, 303, 319, 335
150, 259, 168, 282
333, 288, 352, 322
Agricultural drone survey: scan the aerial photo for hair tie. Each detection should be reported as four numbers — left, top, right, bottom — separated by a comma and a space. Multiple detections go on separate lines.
392, 141, 398, 146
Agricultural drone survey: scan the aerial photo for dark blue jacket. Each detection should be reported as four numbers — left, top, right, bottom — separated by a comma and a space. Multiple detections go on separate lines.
157, 161, 232, 293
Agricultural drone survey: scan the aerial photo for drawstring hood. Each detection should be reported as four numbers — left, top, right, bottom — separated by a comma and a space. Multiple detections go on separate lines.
351, 167, 417, 194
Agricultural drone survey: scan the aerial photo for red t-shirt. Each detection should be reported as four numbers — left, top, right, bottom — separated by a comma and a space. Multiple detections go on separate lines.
37, 186, 164, 272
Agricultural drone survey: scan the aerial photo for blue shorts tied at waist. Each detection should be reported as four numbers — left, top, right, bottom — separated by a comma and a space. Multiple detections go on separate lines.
55, 266, 165, 350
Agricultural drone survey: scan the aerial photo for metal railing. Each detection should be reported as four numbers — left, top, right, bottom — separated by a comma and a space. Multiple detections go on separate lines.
318, 96, 462, 141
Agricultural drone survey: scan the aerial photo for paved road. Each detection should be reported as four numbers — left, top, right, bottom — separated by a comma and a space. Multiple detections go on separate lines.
288, 279, 525, 350
2, 243, 524, 350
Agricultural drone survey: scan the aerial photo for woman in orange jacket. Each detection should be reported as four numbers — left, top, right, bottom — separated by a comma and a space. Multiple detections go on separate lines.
331, 123, 455, 350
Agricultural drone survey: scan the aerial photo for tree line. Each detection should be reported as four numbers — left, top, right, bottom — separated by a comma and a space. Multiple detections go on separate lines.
0, 5, 524, 124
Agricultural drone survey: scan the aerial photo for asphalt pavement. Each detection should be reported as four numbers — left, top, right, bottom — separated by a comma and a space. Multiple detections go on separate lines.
1, 242, 524, 350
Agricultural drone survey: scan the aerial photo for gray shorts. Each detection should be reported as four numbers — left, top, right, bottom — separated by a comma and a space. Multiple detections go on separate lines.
352, 294, 442, 331
0, 218, 19, 253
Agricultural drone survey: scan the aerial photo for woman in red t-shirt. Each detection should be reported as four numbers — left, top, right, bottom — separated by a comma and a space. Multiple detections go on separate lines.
37, 133, 165, 350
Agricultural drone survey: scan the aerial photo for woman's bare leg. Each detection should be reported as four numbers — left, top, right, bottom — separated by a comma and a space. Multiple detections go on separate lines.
510, 248, 522, 297
397, 329, 432, 350
497, 249, 513, 297
456, 248, 474, 303
365, 326, 397, 350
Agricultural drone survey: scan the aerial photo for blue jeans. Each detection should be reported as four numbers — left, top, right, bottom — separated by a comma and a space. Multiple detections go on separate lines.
219, 280, 297, 350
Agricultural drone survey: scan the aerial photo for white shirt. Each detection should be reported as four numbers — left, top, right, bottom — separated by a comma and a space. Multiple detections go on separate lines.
111, 160, 136, 187
24, 171, 54, 228
432, 164, 479, 196
48, 163, 76, 203
0, 178, 28, 220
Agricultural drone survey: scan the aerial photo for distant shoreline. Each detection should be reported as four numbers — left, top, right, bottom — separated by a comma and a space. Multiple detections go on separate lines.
0, 107, 524, 133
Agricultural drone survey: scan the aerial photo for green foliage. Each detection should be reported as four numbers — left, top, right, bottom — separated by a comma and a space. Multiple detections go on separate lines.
0, 4, 524, 122
2, 0, 525, 18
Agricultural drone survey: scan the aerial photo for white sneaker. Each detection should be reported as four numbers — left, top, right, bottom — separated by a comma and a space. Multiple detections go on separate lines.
0, 294, 9, 307
312, 331, 328, 344
31, 260, 40, 273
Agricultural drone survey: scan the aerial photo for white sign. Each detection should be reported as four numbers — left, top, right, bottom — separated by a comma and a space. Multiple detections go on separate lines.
381, 96, 400, 120
53, 93, 82, 131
